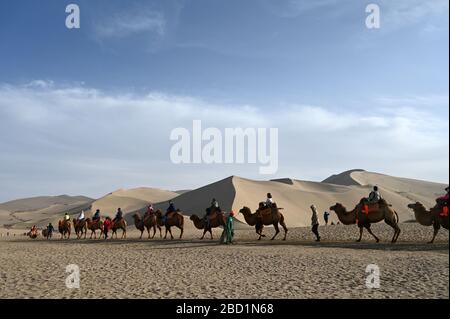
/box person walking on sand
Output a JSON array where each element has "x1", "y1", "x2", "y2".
[
  {"x1": 323, "y1": 211, "x2": 330, "y2": 226},
  {"x1": 221, "y1": 210, "x2": 235, "y2": 244},
  {"x1": 46, "y1": 223, "x2": 54, "y2": 239},
  {"x1": 103, "y1": 217, "x2": 112, "y2": 239},
  {"x1": 310, "y1": 205, "x2": 321, "y2": 242}
]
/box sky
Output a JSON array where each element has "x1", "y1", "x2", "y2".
[{"x1": 0, "y1": 0, "x2": 448, "y2": 202}]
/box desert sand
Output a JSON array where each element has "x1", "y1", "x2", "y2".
[{"x1": 0, "y1": 223, "x2": 447, "y2": 299}]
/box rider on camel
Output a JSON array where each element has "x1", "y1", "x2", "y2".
[{"x1": 93, "y1": 209, "x2": 101, "y2": 222}]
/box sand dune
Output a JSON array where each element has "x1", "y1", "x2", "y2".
[
  {"x1": 0, "y1": 195, "x2": 94, "y2": 229},
  {"x1": 154, "y1": 171, "x2": 447, "y2": 227},
  {"x1": 91, "y1": 187, "x2": 179, "y2": 219}
]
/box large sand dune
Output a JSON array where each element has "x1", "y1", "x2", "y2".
[{"x1": 154, "y1": 171, "x2": 447, "y2": 227}]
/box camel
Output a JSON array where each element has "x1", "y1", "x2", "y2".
[
  {"x1": 155, "y1": 210, "x2": 184, "y2": 240},
  {"x1": 86, "y1": 218, "x2": 104, "y2": 239},
  {"x1": 190, "y1": 211, "x2": 226, "y2": 240},
  {"x1": 330, "y1": 198, "x2": 401, "y2": 243},
  {"x1": 111, "y1": 218, "x2": 127, "y2": 239},
  {"x1": 239, "y1": 206, "x2": 288, "y2": 241},
  {"x1": 133, "y1": 213, "x2": 161, "y2": 239},
  {"x1": 73, "y1": 218, "x2": 88, "y2": 239},
  {"x1": 408, "y1": 202, "x2": 449, "y2": 244},
  {"x1": 41, "y1": 228, "x2": 52, "y2": 239},
  {"x1": 58, "y1": 220, "x2": 71, "y2": 239}
]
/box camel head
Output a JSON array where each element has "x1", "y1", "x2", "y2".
[
  {"x1": 155, "y1": 210, "x2": 163, "y2": 217},
  {"x1": 132, "y1": 213, "x2": 141, "y2": 220},
  {"x1": 407, "y1": 202, "x2": 425, "y2": 211},
  {"x1": 189, "y1": 215, "x2": 200, "y2": 222},
  {"x1": 239, "y1": 207, "x2": 252, "y2": 215},
  {"x1": 330, "y1": 203, "x2": 345, "y2": 213}
]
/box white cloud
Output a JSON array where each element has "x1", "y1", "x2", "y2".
[
  {"x1": 263, "y1": 0, "x2": 342, "y2": 18},
  {"x1": 0, "y1": 82, "x2": 448, "y2": 201},
  {"x1": 94, "y1": 9, "x2": 166, "y2": 39}
]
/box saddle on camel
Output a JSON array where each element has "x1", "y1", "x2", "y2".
[
  {"x1": 436, "y1": 187, "x2": 449, "y2": 217},
  {"x1": 256, "y1": 201, "x2": 282, "y2": 223}
]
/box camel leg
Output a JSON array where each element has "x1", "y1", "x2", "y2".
[
  {"x1": 385, "y1": 219, "x2": 401, "y2": 243},
  {"x1": 256, "y1": 224, "x2": 265, "y2": 240},
  {"x1": 356, "y1": 227, "x2": 363, "y2": 242},
  {"x1": 139, "y1": 230, "x2": 143, "y2": 240},
  {"x1": 164, "y1": 228, "x2": 168, "y2": 240},
  {"x1": 123, "y1": 229, "x2": 126, "y2": 239},
  {"x1": 210, "y1": 229, "x2": 213, "y2": 240},
  {"x1": 429, "y1": 222, "x2": 440, "y2": 244},
  {"x1": 271, "y1": 223, "x2": 280, "y2": 241},
  {"x1": 365, "y1": 225, "x2": 380, "y2": 243},
  {"x1": 84, "y1": 230, "x2": 87, "y2": 239},
  {"x1": 178, "y1": 226, "x2": 183, "y2": 239},
  {"x1": 158, "y1": 226, "x2": 162, "y2": 238},
  {"x1": 147, "y1": 227, "x2": 151, "y2": 239},
  {"x1": 280, "y1": 221, "x2": 288, "y2": 241},
  {"x1": 152, "y1": 226, "x2": 156, "y2": 239},
  {"x1": 200, "y1": 229, "x2": 206, "y2": 240},
  {"x1": 168, "y1": 228, "x2": 174, "y2": 240}
]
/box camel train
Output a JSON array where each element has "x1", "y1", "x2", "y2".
[{"x1": 33, "y1": 195, "x2": 448, "y2": 244}]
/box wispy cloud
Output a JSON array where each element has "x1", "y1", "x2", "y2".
[
  {"x1": 94, "y1": 9, "x2": 166, "y2": 39},
  {"x1": 375, "y1": 0, "x2": 449, "y2": 33},
  {"x1": 0, "y1": 81, "x2": 448, "y2": 201},
  {"x1": 263, "y1": 0, "x2": 341, "y2": 18}
]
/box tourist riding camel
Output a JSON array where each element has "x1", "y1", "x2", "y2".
[
  {"x1": 28, "y1": 225, "x2": 38, "y2": 239},
  {"x1": 408, "y1": 200, "x2": 449, "y2": 244},
  {"x1": 133, "y1": 212, "x2": 161, "y2": 239},
  {"x1": 191, "y1": 207, "x2": 225, "y2": 240},
  {"x1": 73, "y1": 211, "x2": 88, "y2": 239},
  {"x1": 204, "y1": 198, "x2": 221, "y2": 228},
  {"x1": 239, "y1": 206, "x2": 288, "y2": 241},
  {"x1": 58, "y1": 217, "x2": 71, "y2": 239},
  {"x1": 330, "y1": 198, "x2": 401, "y2": 243},
  {"x1": 265, "y1": 193, "x2": 274, "y2": 208},
  {"x1": 86, "y1": 217, "x2": 103, "y2": 239},
  {"x1": 156, "y1": 209, "x2": 184, "y2": 239},
  {"x1": 436, "y1": 187, "x2": 449, "y2": 215},
  {"x1": 362, "y1": 186, "x2": 382, "y2": 215},
  {"x1": 113, "y1": 208, "x2": 123, "y2": 223},
  {"x1": 92, "y1": 209, "x2": 101, "y2": 222},
  {"x1": 144, "y1": 204, "x2": 155, "y2": 219}
]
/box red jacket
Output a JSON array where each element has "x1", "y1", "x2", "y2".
[{"x1": 103, "y1": 219, "x2": 111, "y2": 231}]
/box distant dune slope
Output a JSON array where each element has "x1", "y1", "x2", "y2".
[
  {"x1": 0, "y1": 195, "x2": 94, "y2": 229},
  {"x1": 91, "y1": 188, "x2": 179, "y2": 219}
]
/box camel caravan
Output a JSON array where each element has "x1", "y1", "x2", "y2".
[{"x1": 28, "y1": 186, "x2": 449, "y2": 244}]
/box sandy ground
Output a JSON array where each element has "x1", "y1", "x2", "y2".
[{"x1": 0, "y1": 223, "x2": 448, "y2": 299}]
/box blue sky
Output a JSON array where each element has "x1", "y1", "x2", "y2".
[{"x1": 0, "y1": 0, "x2": 448, "y2": 201}]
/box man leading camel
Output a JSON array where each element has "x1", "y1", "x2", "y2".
[{"x1": 310, "y1": 205, "x2": 321, "y2": 242}]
